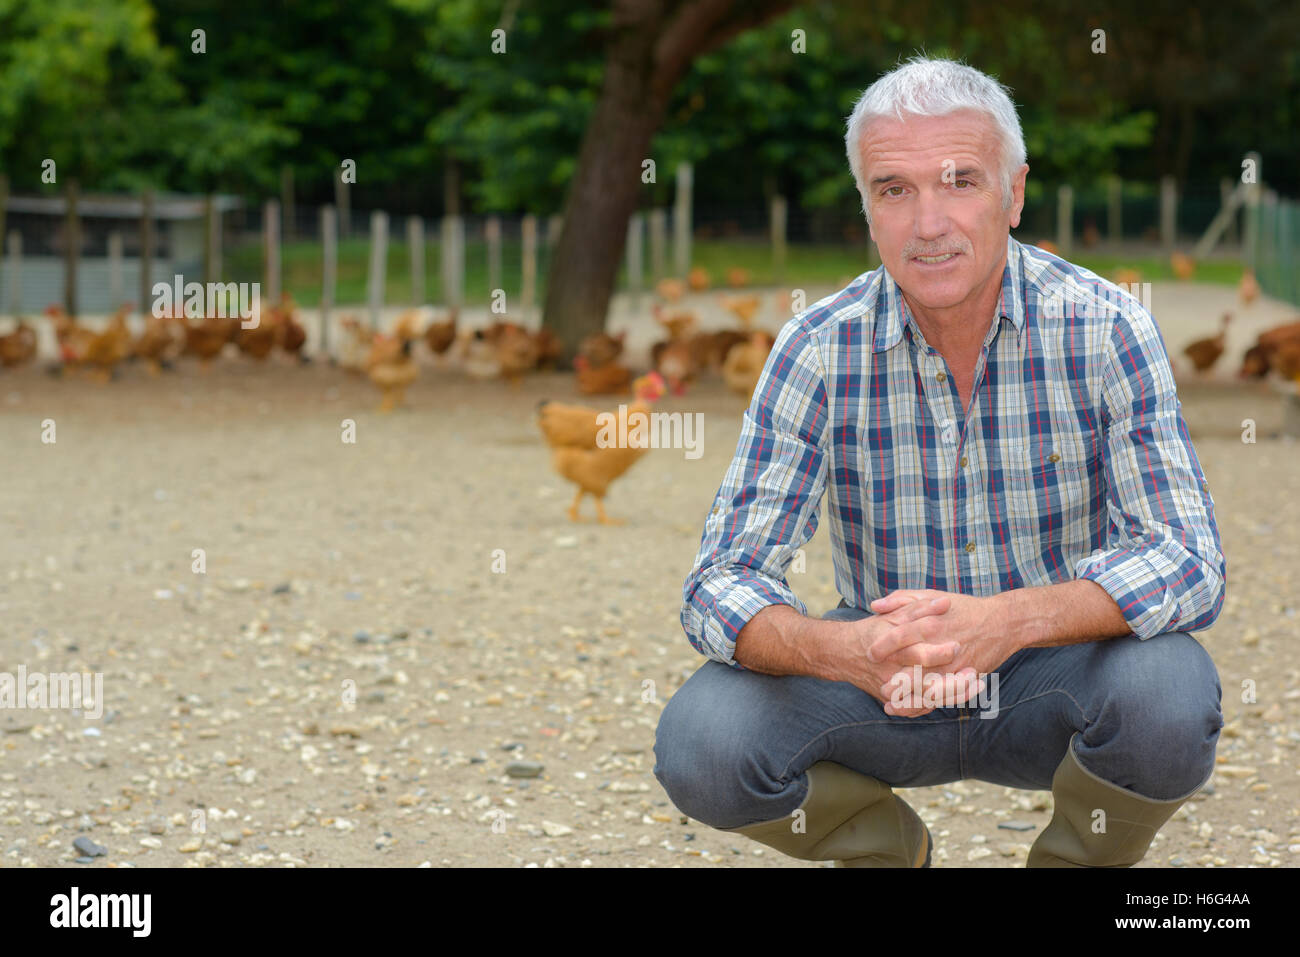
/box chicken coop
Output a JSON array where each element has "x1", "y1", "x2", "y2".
[{"x1": 0, "y1": 192, "x2": 241, "y2": 316}]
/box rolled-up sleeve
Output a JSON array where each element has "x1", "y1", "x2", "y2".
[
  {"x1": 680, "y1": 319, "x2": 830, "y2": 668},
  {"x1": 1073, "y1": 305, "x2": 1227, "y2": 637}
]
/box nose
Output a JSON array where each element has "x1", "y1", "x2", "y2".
[{"x1": 912, "y1": 186, "x2": 951, "y2": 243}]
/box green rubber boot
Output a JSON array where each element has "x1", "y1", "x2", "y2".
[
  {"x1": 727, "y1": 760, "x2": 932, "y2": 867},
  {"x1": 1027, "y1": 736, "x2": 1194, "y2": 867}
]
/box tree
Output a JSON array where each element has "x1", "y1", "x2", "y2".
[{"x1": 540, "y1": 0, "x2": 801, "y2": 363}]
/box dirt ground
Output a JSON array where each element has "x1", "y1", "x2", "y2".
[{"x1": 1, "y1": 280, "x2": 1297, "y2": 868}]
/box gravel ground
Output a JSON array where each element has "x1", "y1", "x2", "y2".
[{"x1": 1, "y1": 281, "x2": 1297, "y2": 868}]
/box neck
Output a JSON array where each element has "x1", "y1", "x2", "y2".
[{"x1": 900, "y1": 248, "x2": 1006, "y2": 358}]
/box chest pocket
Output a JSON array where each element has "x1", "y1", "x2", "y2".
[{"x1": 1006, "y1": 430, "x2": 1101, "y2": 542}]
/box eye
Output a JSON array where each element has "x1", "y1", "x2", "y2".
[
  {"x1": 884, "y1": 185, "x2": 904, "y2": 197},
  {"x1": 953, "y1": 179, "x2": 972, "y2": 189}
]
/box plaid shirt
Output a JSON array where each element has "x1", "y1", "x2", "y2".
[{"x1": 681, "y1": 236, "x2": 1226, "y2": 669}]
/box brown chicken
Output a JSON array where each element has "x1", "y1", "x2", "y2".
[
  {"x1": 725, "y1": 267, "x2": 751, "y2": 288},
  {"x1": 655, "y1": 278, "x2": 686, "y2": 303},
  {"x1": 689, "y1": 329, "x2": 750, "y2": 373},
  {"x1": 651, "y1": 304, "x2": 698, "y2": 340},
  {"x1": 718, "y1": 294, "x2": 762, "y2": 329},
  {"x1": 1112, "y1": 267, "x2": 1143, "y2": 288},
  {"x1": 337, "y1": 316, "x2": 373, "y2": 374},
  {"x1": 578, "y1": 330, "x2": 626, "y2": 367},
  {"x1": 722, "y1": 330, "x2": 776, "y2": 400},
  {"x1": 1035, "y1": 239, "x2": 1060, "y2": 256},
  {"x1": 687, "y1": 267, "x2": 711, "y2": 291},
  {"x1": 237, "y1": 312, "x2": 278, "y2": 361},
  {"x1": 49, "y1": 305, "x2": 133, "y2": 382},
  {"x1": 1239, "y1": 319, "x2": 1300, "y2": 378},
  {"x1": 183, "y1": 315, "x2": 238, "y2": 370},
  {"x1": 574, "y1": 354, "x2": 633, "y2": 395},
  {"x1": 536, "y1": 371, "x2": 667, "y2": 525},
  {"x1": 424, "y1": 307, "x2": 459, "y2": 361},
  {"x1": 1182, "y1": 313, "x2": 1231, "y2": 374},
  {"x1": 365, "y1": 319, "x2": 419, "y2": 412},
  {"x1": 132, "y1": 314, "x2": 186, "y2": 374},
  {"x1": 272, "y1": 298, "x2": 308, "y2": 361},
  {"x1": 1272, "y1": 339, "x2": 1300, "y2": 383},
  {"x1": 0, "y1": 320, "x2": 38, "y2": 368},
  {"x1": 1170, "y1": 252, "x2": 1196, "y2": 281},
  {"x1": 651, "y1": 337, "x2": 697, "y2": 395},
  {"x1": 496, "y1": 323, "x2": 543, "y2": 386}
]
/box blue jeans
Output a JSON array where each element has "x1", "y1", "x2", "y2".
[{"x1": 653, "y1": 603, "x2": 1222, "y2": 829}]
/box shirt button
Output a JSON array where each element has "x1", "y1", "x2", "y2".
[
  {"x1": 965, "y1": 542, "x2": 976, "y2": 553},
  {"x1": 960, "y1": 456, "x2": 968, "y2": 467},
  {"x1": 936, "y1": 372, "x2": 947, "y2": 383},
  {"x1": 1048, "y1": 452, "x2": 1061, "y2": 463}
]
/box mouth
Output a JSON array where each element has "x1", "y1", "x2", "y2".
[{"x1": 911, "y1": 252, "x2": 961, "y2": 267}]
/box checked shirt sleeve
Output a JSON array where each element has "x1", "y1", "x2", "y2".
[
  {"x1": 680, "y1": 319, "x2": 830, "y2": 668},
  {"x1": 1073, "y1": 304, "x2": 1227, "y2": 638}
]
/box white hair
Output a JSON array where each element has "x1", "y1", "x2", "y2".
[{"x1": 845, "y1": 56, "x2": 1027, "y2": 223}]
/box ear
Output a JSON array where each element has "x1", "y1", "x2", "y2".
[{"x1": 1008, "y1": 163, "x2": 1029, "y2": 230}]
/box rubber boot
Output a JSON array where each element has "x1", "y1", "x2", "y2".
[
  {"x1": 727, "y1": 760, "x2": 932, "y2": 867},
  {"x1": 1027, "y1": 736, "x2": 1193, "y2": 867}
]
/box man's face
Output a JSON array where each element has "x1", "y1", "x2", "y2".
[{"x1": 860, "y1": 110, "x2": 1027, "y2": 312}]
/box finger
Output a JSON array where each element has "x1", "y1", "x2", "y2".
[
  {"x1": 867, "y1": 599, "x2": 951, "y2": 661},
  {"x1": 870, "y1": 590, "x2": 929, "y2": 611}
]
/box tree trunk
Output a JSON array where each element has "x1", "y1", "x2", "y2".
[{"x1": 541, "y1": 0, "x2": 799, "y2": 366}]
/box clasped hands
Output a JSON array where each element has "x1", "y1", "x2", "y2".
[{"x1": 846, "y1": 589, "x2": 1015, "y2": 718}]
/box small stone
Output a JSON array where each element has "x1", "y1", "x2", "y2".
[
  {"x1": 220, "y1": 830, "x2": 241, "y2": 845},
  {"x1": 273, "y1": 582, "x2": 292, "y2": 594},
  {"x1": 1214, "y1": 765, "x2": 1257, "y2": 779},
  {"x1": 967, "y1": 847, "x2": 993, "y2": 861},
  {"x1": 542, "y1": 821, "x2": 573, "y2": 837},
  {"x1": 139, "y1": 838, "x2": 162, "y2": 849},
  {"x1": 179, "y1": 839, "x2": 202, "y2": 853},
  {"x1": 75, "y1": 857, "x2": 96, "y2": 864},
  {"x1": 72, "y1": 837, "x2": 107, "y2": 858},
  {"x1": 505, "y1": 761, "x2": 544, "y2": 779},
  {"x1": 998, "y1": 820, "x2": 1036, "y2": 832},
  {"x1": 353, "y1": 630, "x2": 371, "y2": 644}
]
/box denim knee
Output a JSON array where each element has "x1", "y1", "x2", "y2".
[
  {"x1": 1082, "y1": 631, "x2": 1223, "y2": 799},
  {"x1": 652, "y1": 662, "x2": 804, "y2": 828}
]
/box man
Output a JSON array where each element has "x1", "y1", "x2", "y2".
[{"x1": 652, "y1": 57, "x2": 1225, "y2": 868}]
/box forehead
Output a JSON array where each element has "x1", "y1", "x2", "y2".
[{"x1": 860, "y1": 110, "x2": 999, "y2": 172}]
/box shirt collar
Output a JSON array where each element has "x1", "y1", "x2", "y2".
[{"x1": 870, "y1": 234, "x2": 1026, "y2": 354}]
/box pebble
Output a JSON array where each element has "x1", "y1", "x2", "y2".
[
  {"x1": 273, "y1": 582, "x2": 292, "y2": 594},
  {"x1": 179, "y1": 839, "x2": 202, "y2": 853},
  {"x1": 542, "y1": 821, "x2": 574, "y2": 837},
  {"x1": 72, "y1": 837, "x2": 107, "y2": 858},
  {"x1": 967, "y1": 847, "x2": 993, "y2": 861},
  {"x1": 74, "y1": 857, "x2": 96, "y2": 864},
  {"x1": 998, "y1": 820, "x2": 1036, "y2": 832},
  {"x1": 505, "y1": 761, "x2": 544, "y2": 778},
  {"x1": 220, "y1": 830, "x2": 242, "y2": 845}
]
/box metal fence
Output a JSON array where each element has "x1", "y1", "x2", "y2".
[{"x1": 1252, "y1": 190, "x2": 1299, "y2": 308}]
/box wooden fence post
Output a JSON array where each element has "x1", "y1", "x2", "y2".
[
  {"x1": 441, "y1": 214, "x2": 464, "y2": 308},
  {"x1": 770, "y1": 195, "x2": 787, "y2": 283},
  {"x1": 674, "y1": 162, "x2": 693, "y2": 278},
  {"x1": 140, "y1": 190, "x2": 155, "y2": 319},
  {"x1": 521, "y1": 214, "x2": 537, "y2": 320},
  {"x1": 408, "y1": 215, "x2": 425, "y2": 306},
  {"x1": 6, "y1": 231, "x2": 21, "y2": 316},
  {"x1": 368, "y1": 210, "x2": 389, "y2": 329},
  {"x1": 108, "y1": 232, "x2": 124, "y2": 309},
  {"x1": 64, "y1": 180, "x2": 80, "y2": 317},
  {"x1": 321, "y1": 205, "x2": 337, "y2": 355},
  {"x1": 264, "y1": 199, "x2": 281, "y2": 306},
  {"x1": 1160, "y1": 175, "x2": 1177, "y2": 250},
  {"x1": 1056, "y1": 184, "x2": 1073, "y2": 256},
  {"x1": 649, "y1": 208, "x2": 667, "y2": 281},
  {"x1": 0, "y1": 174, "x2": 7, "y2": 312},
  {"x1": 626, "y1": 212, "x2": 644, "y2": 313},
  {"x1": 486, "y1": 216, "x2": 502, "y2": 303}
]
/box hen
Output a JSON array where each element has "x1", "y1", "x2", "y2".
[
  {"x1": 424, "y1": 307, "x2": 459, "y2": 363},
  {"x1": 365, "y1": 313, "x2": 421, "y2": 412},
  {"x1": 1182, "y1": 313, "x2": 1231, "y2": 374},
  {"x1": 723, "y1": 330, "x2": 776, "y2": 400},
  {"x1": 574, "y1": 354, "x2": 633, "y2": 395},
  {"x1": 0, "y1": 320, "x2": 38, "y2": 369},
  {"x1": 133, "y1": 314, "x2": 186, "y2": 374},
  {"x1": 536, "y1": 372, "x2": 666, "y2": 525}
]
